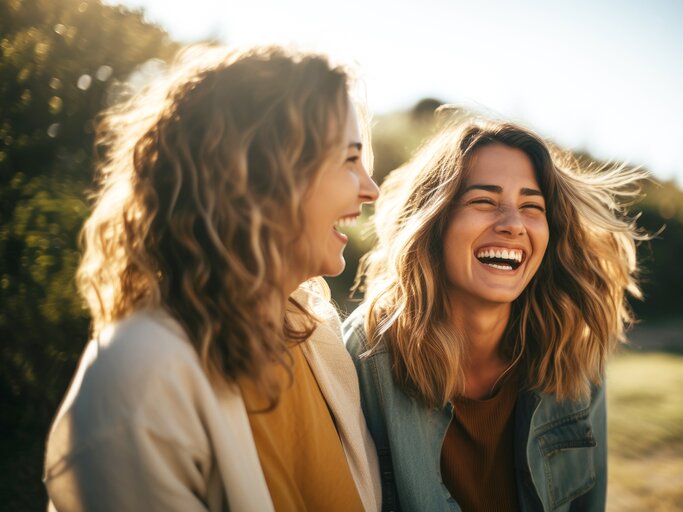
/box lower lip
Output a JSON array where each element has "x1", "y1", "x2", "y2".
[
  {"x1": 333, "y1": 229, "x2": 348, "y2": 244},
  {"x1": 476, "y1": 259, "x2": 523, "y2": 274}
]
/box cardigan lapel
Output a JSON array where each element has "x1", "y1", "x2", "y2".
[
  {"x1": 294, "y1": 286, "x2": 381, "y2": 512},
  {"x1": 301, "y1": 318, "x2": 361, "y2": 437},
  {"x1": 302, "y1": 319, "x2": 381, "y2": 512}
]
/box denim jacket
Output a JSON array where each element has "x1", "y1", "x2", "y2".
[{"x1": 343, "y1": 306, "x2": 607, "y2": 512}]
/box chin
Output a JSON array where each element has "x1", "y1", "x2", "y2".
[
  {"x1": 323, "y1": 266, "x2": 346, "y2": 278},
  {"x1": 467, "y1": 284, "x2": 522, "y2": 304},
  {"x1": 321, "y1": 258, "x2": 346, "y2": 278},
  {"x1": 484, "y1": 290, "x2": 525, "y2": 304}
]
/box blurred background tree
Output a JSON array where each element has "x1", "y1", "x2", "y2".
[
  {"x1": 2, "y1": 1, "x2": 682, "y2": 510},
  {"x1": 0, "y1": 0, "x2": 175, "y2": 508},
  {"x1": 634, "y1": 179, "x2": 683, "y2": 322}
]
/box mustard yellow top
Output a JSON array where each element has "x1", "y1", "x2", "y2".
[{"x1": 239, "y1": 343, "x2": 365, "y2": 512}]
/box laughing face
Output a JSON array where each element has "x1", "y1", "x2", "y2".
[
  {"x1": 297, "y1": 102, "x2": 380, "y2": 282},
  {"x1": 442, "y1": 143, "x2": 549, "y2": 308}
]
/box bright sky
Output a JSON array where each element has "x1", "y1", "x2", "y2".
[{"x1": 109, "y1": 0, "x2": 683, "y2": 185}]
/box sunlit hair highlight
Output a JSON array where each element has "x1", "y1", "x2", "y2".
[
  {"x1": 359, "y1": 118, "x2": 645, "y2": 407},
  {"x1": 78, "y1": 45, "x2": 351, "y2": 403}
]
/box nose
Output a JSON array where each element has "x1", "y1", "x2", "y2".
[
  {"x1": 494, "y1": 207, "x2": 526, "y2": 236},
  {"x1": 359, "y1": 168, "x2": 380, "y2": 204}
]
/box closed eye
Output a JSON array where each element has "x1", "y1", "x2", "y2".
[
  {"x1": 521, "y1": 203, "x2": 546, "y2": 212},
  {"x1": 467, "y1": 198, "x2": 497, "y2": 206},
  {"x1": 346, "y1": 155, "x2": 360, "y2": 164}
]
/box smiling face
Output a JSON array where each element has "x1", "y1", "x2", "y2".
[
  {"x1": 296, "y1": 102, "x2": 380, "y2": 283},
  {"x1": 442, "y1": 143, "x2": 549, "y2": 309}
]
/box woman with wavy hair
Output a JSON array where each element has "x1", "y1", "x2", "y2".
[
  {"x1": 345, "y1": 118, "x2": 644, "y2": 511},
  {"x1": 44, "y1": 45, "x2": 381, "y2": 511}
]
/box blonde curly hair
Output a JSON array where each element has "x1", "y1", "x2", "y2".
[{"x1": 78, "y1": 45, "x2": 352, "y2": 403}]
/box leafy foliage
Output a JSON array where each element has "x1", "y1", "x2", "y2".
[
  {"x1": 631, "y1": 179, "x2": 683, "y2": 320},
  {"x1": 0, "y1": 1, "x2": 174, "y2": 509}
]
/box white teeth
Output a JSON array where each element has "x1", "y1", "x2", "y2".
[
  {"x1": 476, "y1": 248, "x2": 524, "y2": 263},
  {"x1": 335, "y1": 216, "x2": 358, "y2": 228},
  {"x1": 486, "y1": 263, "x2": 513, "y2": 270}
]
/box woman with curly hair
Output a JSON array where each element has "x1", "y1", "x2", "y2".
[
  {"x1": 44, "y1": 45, "x2": 380, "y2": 511},
  {"x1": 345, "y1": 118, "x2": 645, "y2": 511}
]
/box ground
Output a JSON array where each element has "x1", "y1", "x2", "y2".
[{"x1": 606, "y1": 350, "x2": 683, "y2": 511}]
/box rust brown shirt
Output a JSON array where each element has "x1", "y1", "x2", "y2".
[{"x1": 440, "y1": 370, "x2": 520, "y2": 512}]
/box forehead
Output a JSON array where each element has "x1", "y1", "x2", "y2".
[
  {"x1": 345, "y1": 101, "x2": 362, "y2": 144},
  {"x1": 465, "y1": 143, "x2": 539, "y2": 188}
]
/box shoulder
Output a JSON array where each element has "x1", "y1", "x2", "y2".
[
  {"x1": 532, "y1": 382, "x2": 605, "y2": 429},
  {"x1": 89, "y1": 309, "x2": 203, "y2": 392},
  {"x1": 45, "y1": 310, "x2": 218, "y2": 476},
  {"x1": 341, "y1": 302, "x2": 366, "y2": 337},
  {"x1": 101, "y1": 308, "x2": 196, "y2": 353},
  {"x1": 342, "y1": 304, "x2": 370, "y2": 356},
  {"x1": 342, "y1": 304, "x2": 390, "y2": 359},
  {"x1": 48, "y1": 310, "x2": 210, "y2": 447},
  {"x1": 57, "y1": 308, "x2": 208, "y2": 410}
]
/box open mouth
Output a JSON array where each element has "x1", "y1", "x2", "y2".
[
  {"x1": 334, "y1": 214, "x2": 359, "y2": 232},
  {"x1": 475, "y1": 247, "x2": 524, "y2": 271}
]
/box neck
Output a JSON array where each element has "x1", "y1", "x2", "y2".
[
  {"x1": 452, "y1": 302, "x2": 510, "y2": 361},
  {"x1": 450, "y1": 300, "x2": 512, "y2": 398}
]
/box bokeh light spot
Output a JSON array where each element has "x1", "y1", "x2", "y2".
[
  {"x1": 34, "y1": 42, "x2": 49, "y2": 58},
  {"x1": 48, "y1": 96, "x2": 63, "y2": 115},
  {"x1": 77, "y1": 74, "x2": 92, "y2": 91},
  {"x1": 20, "y1": 89, "x2": 32, "y2": 106},
  {"x1": 17, "y1": 68, "x2": 30, "y2": 83},
  {"x1": 96, "y1": 65, "x2": 113, "y2": 82},
  {"x1": 47, "y1": 123, "x2": 60, "y2": 138}
]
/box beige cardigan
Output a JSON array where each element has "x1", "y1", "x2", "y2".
[{"x1": 44, "y1": 290, "x2": 380, "y2": 511}]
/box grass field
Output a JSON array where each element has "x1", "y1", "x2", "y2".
[{"x1": 606, "y1": 352, "x2": 683, "y2": 511}]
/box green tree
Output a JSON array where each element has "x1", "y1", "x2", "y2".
[
  {"x1": 0, "y1": 1, "x2": 175, "y2": 508},
  {"x1": 631, "y1": 179, "x2": 683, "y2": 321}
]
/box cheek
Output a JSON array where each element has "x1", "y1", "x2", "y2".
[
  {"x1": 442, "y1": 240, "x2": 459, "y2": 271},
  {"x1": 442, "y1": 228, "x2": 471, "y2": 274},
  {"x1": 538, "y1": 221, "x2": 550, "y2": 254},
  {"x1": 528, "y1": 221, "x2": 550, "y2": 275}
]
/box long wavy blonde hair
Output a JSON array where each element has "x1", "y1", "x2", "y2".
[
  {"x1": 360, "y1": 119, "x2": 645, "y2": 407},
  {"x1": 78, "y1": 45, "x2": 351, "y2": 402}
]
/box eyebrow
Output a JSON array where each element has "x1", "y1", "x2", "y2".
[
  {"x1": 463, "y1": 184, "x2": 544, "y2": 197},
  {"x1": 348, "y1": 142, "x2": 362, "y2": 151}
]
